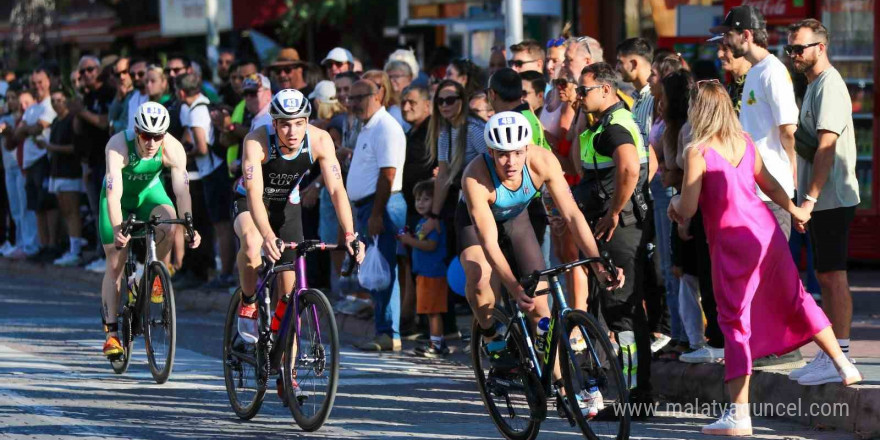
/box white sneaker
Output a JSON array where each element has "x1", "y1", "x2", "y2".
[
  {"x1": 1, "y1": 245, "x2": 21, "y2": 258},
  {"x1": 576, "y1": 389, "x2": 604, "y2": 418},
  {"x1": 797, "y1": 354, "x2": 861, "y2": 386},
  {"x1": 53, "y1": 252, "x2": 81, "y2": 267},
  {"x1": 651, "y1": 334, "x2": 672, "y2": 353},
  {"x1": 788, "y1": 351, "x2": 826, "y2": 381},
  {"x1": 85, "y1": 258, "x2": 106, "y2": 273},
  {"x1": 702, "y1": 406, "x2": 752, "y2": 436},
  {"x1": 680, "y1": 346, "x2": 724, "y2": 364}
]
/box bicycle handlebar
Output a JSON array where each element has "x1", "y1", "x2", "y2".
[
  {"x1": 117, "y1": 213, "x2": 196, "y2": 249},
  {"x1": 520, "y1": 251, "x2": 619, "y2": 298},
  {"x1": 274, "y1": 236, "x2": 360, "y2": 275}
]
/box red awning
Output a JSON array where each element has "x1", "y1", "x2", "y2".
[{"x1": 232, "y1": 0, "x2": 289, "y2": 29}]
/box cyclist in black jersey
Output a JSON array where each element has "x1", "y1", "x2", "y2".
[{"x1": 234, "y1": 89, "x2": 363, "y2": 334}]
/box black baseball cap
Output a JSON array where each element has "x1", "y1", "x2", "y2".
[{"x1": 710, "y1": 5, "x2": 766, "y2": 33}]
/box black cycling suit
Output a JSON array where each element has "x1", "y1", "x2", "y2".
[{"x1": 233, "y1": 126, "x2": 313, "y2": 261}]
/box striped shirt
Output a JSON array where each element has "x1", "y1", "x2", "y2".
[{"x1": 631, "y1": 84, "x2": 654, "y2": 154}]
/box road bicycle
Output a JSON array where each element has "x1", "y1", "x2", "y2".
[
  {"x1": 109, "y1": 213, "x2": 195, "y2": 384},
  {"x1": 223, "y1": 238, "x2": 357, "y2": 431},
  {"x1": 471, "y1": 253, "x2": 631, "y2": 440}
]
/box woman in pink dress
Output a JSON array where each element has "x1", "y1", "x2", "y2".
[{"x1": 668, "y1": 81, "x2": 861, "y2": 436}]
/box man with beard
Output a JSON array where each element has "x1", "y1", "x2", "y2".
[
  {"x1": 714, "y1": 5, "x2": 799, "y2": 240},
  {"x1": 125, "y1": 59, "x2": 150, "y2": 132},
  {"x1": 711, "y1": 37, "x2": 752, "y2": 115},
  {"x1": 786, "y1": 18, "x2": 863, "y2": 386},
  {"x1": 269, "y1": 48, "x2": 307, "y2": 93}
]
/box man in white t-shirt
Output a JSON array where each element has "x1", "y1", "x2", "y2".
[
  {"x1": 15, "y1": 68, "x2": 58, "y2": 259},
  {"x1": 125, "y1": 59, "x2": 150, "y2": 132},
  {"x1": 346, "y1": 79, "x2": 407, "y2": 352},
  {"x1": 176, "y1": 73, "x2": 235, "y2": 288},
  {"x1": 716, "y1": 5, "x2": 799, "y2": 240}
]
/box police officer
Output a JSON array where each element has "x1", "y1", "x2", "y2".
[{"x1": 572, "y1": 62, "x2": 653, "y2": 407}]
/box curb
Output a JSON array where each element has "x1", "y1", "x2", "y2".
[{"x1": 651, "y1": 359, "x2": 880, "y2": 439}]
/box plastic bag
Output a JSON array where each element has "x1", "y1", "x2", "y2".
[{"x1": 358, "y1": 235, "x2": 391, "y2": 291}]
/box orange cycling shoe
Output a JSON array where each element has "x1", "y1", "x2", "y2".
[
  {"x1": 151, "y1": 276, "x2": 164, "y2": 304},
  {"x1": 103, "y1": 336, "x2": 124, "y2": 357}
]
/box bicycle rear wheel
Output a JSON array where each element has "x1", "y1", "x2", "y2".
[
  {"x1": 223, "y1": 290, "x2": 266, "y2": 419},
  {"x1": 142, "y1": 262, "x2": 176, "y2": 384},
  {"x1": 560, "y1": 309, "x2": 630, "y2": 440},
  {"x1": 283, "y1": 288, "x2": 339, "y2": 431},
  {"x1": 470, "y1": 308, "x2": 543, "y2": 440}
]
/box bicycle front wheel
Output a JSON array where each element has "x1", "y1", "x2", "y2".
[
  {"x1": 470, "y1": 308, "x2": 543, "y2": 440},
  {"x1": 282, "y1": 288, "x2": 340, "y2": 432},
  {"x1": 560, "y1": 309, "x2": 630, "y2": 440},
  {"x1": 223, "y1": 290, "x2": 266, "y2": 419},
  {"x1": 142, "y1": 262, "x2": 176, "y2": 384}
]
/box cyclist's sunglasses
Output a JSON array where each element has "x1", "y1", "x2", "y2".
[
  {"x1": 784, "y1": 42, "x2": 821, "y2": 56},
  {"x1": 138, "y1": 131, "x2": 165, "y2": 142}
]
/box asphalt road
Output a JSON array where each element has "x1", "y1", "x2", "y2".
[{"x1": 0, "y1": 266, "x2": 850, "y2": 439}]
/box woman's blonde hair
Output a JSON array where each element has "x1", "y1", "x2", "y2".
[
  {"x1": 315, "y1": 99, "x2": 346, "y2": 121},
  {"x1": 360, "y1": 70, "x2": 396, "y2": 107},
  {"x1": 687, "y1": 80, "x2": 744, "y2": 155}
]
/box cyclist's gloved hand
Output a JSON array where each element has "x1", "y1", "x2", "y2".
[
  {"x1": 187, "y1": 230, "x2": 202, "y2": 249},
  {"x1": 512, "y1": 285, "x2": 535, "y2": 313},
  {"x1": 262, "y1": 234, "x2": 282, "y2": 262}
]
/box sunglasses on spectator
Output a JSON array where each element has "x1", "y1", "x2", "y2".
[
  {"x1": 546, "y1": 37, "x2": 566, "y2": 48},
  {"x1": 347, "y1": 93, "x2": 374, "y2": 103},
  {"x1": 243, "y1": 90, "x2": 259, "y2": 98},
  {"x1": 784, "y1": 42, "x2": 821, "y2": 56},
  {"x1": 138, "y1": 131, "x2": 165, "y2": 142},
  {"x1": 576, "y1": 85, "x2": 603, "y2": 97},
  {"x1": 272, "y1": 65, "x2": 299, "y2": 75},
  {"x1": 436, "y1": 96, "x2": 461, "y2": 106},
  {"x1": 553, "y1": 78, "x2": 576, "y2": 88},
  {"x1": 325, "y1": 61, "x2": 346, "y2": 69},
  {"x1": 79, "y1": 66, "x2": 97, "y2": 75},
  {"x1": 508, "y1": 59, "x2": 538, "y2": 69},
  {"x1": 164, "y1": 67, "x2": 185, "y2": 75},
  {"x1": 130, "y1": 70, "x2": 146, "y2": 79},
  {"x1": 115, "y1": 70, "x2": 130, "y2": 78}
]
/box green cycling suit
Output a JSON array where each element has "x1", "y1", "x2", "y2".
[{"x1": 98, "y1": 130, "x2": 174, "y2": 245}]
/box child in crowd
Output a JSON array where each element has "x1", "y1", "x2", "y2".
[{"x1": 397, "y1": 180, "x2": 449, "y2": 357}]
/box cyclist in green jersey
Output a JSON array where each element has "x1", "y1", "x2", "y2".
[{"x1": 100, "y1": 102, "x2": 202, "y2": 357}]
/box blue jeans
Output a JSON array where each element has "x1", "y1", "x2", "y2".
[
  {"x1": 789, "y1": 227, "x2": 821, "y2": 294},
  {"x1": 651, "y1": 176, "x2": 683, "y2": 342},
  {"x1": 4, "y1": 166, "x2": 39, "y2": 254},
  {"x1": 355, "y1": 192, "x2": 406, "y2": 339}
]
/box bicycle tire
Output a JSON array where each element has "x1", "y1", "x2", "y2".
[
  {"x1": 223, "y1": 290, "x2": 266, "y2": 419},
  {"x1": 110, "y1": 264, "x2": 135, "y2": 374},
  {"x1": 560, "y1": 309, "x2": 630, "y2": 440},
  {"x1": 470, "y1": 308, "x2": 543, "y2": 440},
  {"x1": 283, "y1": 288, "x2": 340, "y2": 431},
  {"x1": 142, "y1": 262, "x2": 176, "y2": 384}
]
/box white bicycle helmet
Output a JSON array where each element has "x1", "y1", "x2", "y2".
[
  {"x1": 270, "y1": 89, "x2": 311, "y2": 120},
  {"x1": 484, "y1": 111, "x2": 532, "y2": 151},
  {"x1": 134, "y1": 102, "x2": 170, "y2": 135}
]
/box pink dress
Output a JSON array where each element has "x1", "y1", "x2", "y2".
[{"x1": 697, "y1": 136, "x2": 830, "y2": 381}]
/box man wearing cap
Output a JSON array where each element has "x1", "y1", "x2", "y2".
[
  {"x1": 710, "y1": 35, "x2": 752, "y2": 116},
  {"x1": 716, "y1": 5, "x2": 799, "y2": 240},
  {"x1": 244, "y1": 74, "x2": 273, "y2": 132},
  {"x1": 269, "y1": 48, "x2": 307, "y2": 93},
  {"x1": 322, "y1": 47, "x2": 354, "y2": 80}
]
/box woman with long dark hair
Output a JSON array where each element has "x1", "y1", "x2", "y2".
[{"x1": 445, "y1": 58, "x2": 484, "y2": 100}]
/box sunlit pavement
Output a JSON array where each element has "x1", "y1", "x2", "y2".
[{"x1": 0, "y1": 268, "x2": 851, "y2": 439}]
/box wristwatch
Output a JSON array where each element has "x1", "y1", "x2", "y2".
[{"x1": 804, "y1": 194, "x2": 818, "y2": 203}]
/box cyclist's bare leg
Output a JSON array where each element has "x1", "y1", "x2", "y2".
[
  {"x1": 234, "y1": 213, "x2": 262, "y2": 297},
  {"x1": 461, "y1": 243, "x2": 498, "y2": 340},
  {"x1": 101, "y1": 242, "x2": 129, "y2": 338},
  {"x1": 150, "y1": 205, "x2": 176, "y2": 263},
  {"x1": 552, "y1": 228, "x2": 589, "y2": 311}
]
